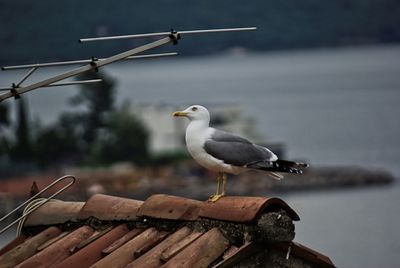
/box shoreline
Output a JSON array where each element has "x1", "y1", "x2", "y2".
[{"x1": 0, "y1": 164, "x2": 395, "y2": 200}]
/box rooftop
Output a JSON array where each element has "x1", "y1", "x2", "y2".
[{"x1": 0, "y1": 194, "x2": 335, "y2": 268}]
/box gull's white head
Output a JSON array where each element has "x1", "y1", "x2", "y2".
[{"x1": 173, "y1": 105, "x2": 210, "y2": 122}]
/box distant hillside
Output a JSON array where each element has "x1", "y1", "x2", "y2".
[{"x1": 1, "y1": 0, "x2": 399, "y2": 64}]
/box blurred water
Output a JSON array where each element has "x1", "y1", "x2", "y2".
[
  {"x1": 282, "y1": 183, "x2": 400, "y2": 268},
  {"x1": 1, "y1": 45, "x2": 400, "y2": 266}
]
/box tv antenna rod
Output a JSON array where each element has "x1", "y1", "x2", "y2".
[{"x1": 0, "y1": 27, "x2": 256, "y2": 103}]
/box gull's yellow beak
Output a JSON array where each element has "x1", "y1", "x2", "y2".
[{"x1": 173, "y1": 111, "x2": 189, "y2": 117}]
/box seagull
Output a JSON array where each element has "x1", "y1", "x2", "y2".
[{"x1": 173, "y1": 105, "x2": 308, "y2": 202}]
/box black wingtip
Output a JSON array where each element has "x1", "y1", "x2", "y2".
[{"x1": 299, "y1": 163, "x2": 309, "y2": 168}]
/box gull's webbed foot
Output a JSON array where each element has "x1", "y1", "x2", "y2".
[{"x1": 208, "y1": 193, "x2": 225, "y2": 202}]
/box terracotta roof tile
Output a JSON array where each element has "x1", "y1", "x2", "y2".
[
  {"x1": 36, "y1": 231, "x2": 70, "y2": 252},
  {"x1": 0, "y1": 227, "x2": 61, "y2": 268},
  {"x1": 0, "y1": 234, "x2": 27, "y2": 256},
  {"x1": 90, "y1": 227, "x2": 162, "y2": 268},
  {"x1": 160, "y1": 230, "x2": 203, "y2": 262},
  {"x1": 53, "y1": 224, "x2": 130, "y2": 268},
  {"x1": 70, "y1": 228, "x2": 111, "y2": 254},
  {"x1": 15, "y1": 226, "x2": 94, "y2": 268},
  {"x1": 126, "y1": 226, "x2": 192, "y2": 268},
  {"x1": 212, "y1": 242, "x2": 259, "y2": 268},
  {"x1": 101, "y1": 228, "x2": 144, "y2": 255},
  {"x1": 24, "y1": 201, "x2": 85, "y2": 226},
  {"x1": 137, "y1": 194, "x2": 203, "y2": 221},
  {"x1": 199, "y1": 196, "x2": 300, "y2": 222},
  {"x1": 221, "y1": 245, "x2": 241, "y2": 260},
  {"x1": 0, "y1": 193, "x2": 336, "y2": 268},
  {"x1": 278, "y1": 241, "x2": 336, "y2": 268},
  {"x1": 133, "y1": 230, "x2": 169, "y2": 258},
  {"x1": 161, "y1": 227, "x2": 230, "y2": 268},
  {"x1": 78, "y1": 194, "x2": 143, "y2": 221}
]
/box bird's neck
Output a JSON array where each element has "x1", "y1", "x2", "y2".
[
  {"x1": 187, "y1": 119, "x2": 209, "y2": 132},
  {"x1": 186, "y1": 119, "x2": 209, "y2": 143}
]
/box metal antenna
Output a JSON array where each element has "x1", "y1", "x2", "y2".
[
  {"x1": 0, "y1": 80, "x2": 103, "y2": 92},
  {"x1": 0, "y1": 36, "x2": 179, "y2": 102},
  {"x1": 0, "y1": 52, "x2": 178, "y2": 96},
  {"x1": 0, "y1": 26, "x2": 256, "y2": 102},
  {"x1": 0, "y1": 175, "x2": 76, "y2": 236},
  {"x1": 1, "y1": 52, "x2": 178, "y2": 70},
  {"x1": 79, "y1": 27, "x2": 257, "y2": 42}
]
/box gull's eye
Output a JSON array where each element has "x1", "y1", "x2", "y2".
[{"x1": 191, "y1": 106, "x2": 198, "y2": 111}]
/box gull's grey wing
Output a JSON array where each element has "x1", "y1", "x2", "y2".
[
  {"x1": 203, "y1": 129, "x2": 276, "y2": 167},
  {"x1": 210, "y1": 129, "x2": 253, "y2": 144}
]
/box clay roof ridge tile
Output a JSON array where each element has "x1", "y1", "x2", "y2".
[
  {"x1": 137, "y1": 194, "x2": 203, "y2": 221},
  {"x1": 78, "y1": 194, "x2": 143, "y2": 221},
  {"x1": 199, "y1": 196, "x2": 300, "y2": 222}
]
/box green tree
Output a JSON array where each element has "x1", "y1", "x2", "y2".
[
  {"x1": 10, "y1": 98, "x2": 34, "y2": 161},
  {"x1": 32, "y1": 69, "x2": 150, "y2": 168},
  {"x1": 0, "y1": 103, "x2": 10, "y2": 160},
  {"x1": 0, "y1": 103, "x2": 9, "y2": 127},
  {"x1": 69, "y1": 70, "x2": 115, "y2": 146},
  {"x1": 91, "y1": 103, "x2": 150, "y2": 165},
  {"x1": 34, "y1": 113, "x2": 82, "y2": 167}
]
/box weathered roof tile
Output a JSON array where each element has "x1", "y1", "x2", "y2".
[
  {"x1": 133, "y1": 230, "x2": 169, "y2": 258},
  {"x1": 161, "y1": 228, "x2": 230, "y2": 268},
  {"x1": 0, "y1": 227, "x2": 61, "y2": 268},
  {"x1": 36, "y1": 231, "x2": 70, "y2": 252},
  {"x1": 0, "y1": 234, "x2": 27, "y2": 256},
  {"x1": 137, "y1": 194, "x2": 203, "y2": 221},
  {"x1": 160, "y1": 230, "x2": 203, "y2": 262},
  {"x1": 90, "y1": 228, "x2": 161, "y2": 268},
  {"x1": 24, "y1": 200, "x2": 85, "y2": 226},
  {"x1": 199, "y1": 196, "x2": 300, "y2": 222},
  {"x1": 53, "y1": 224, "x2": 130, "y2": 268},
  {"x1": 78, "y1": 194, "x2": 143, "y2": 221},
  {"x1": 15, "y1": 226, "x2": 93, "y2": 268},
  {"x1": 101, "y1": 228, "x2": 144, "y2": 256},
  {"x1": 70, "y1": 228, "x2": 111, "y2": 254},
  {"x1": 126, "y1": 226, "x2": 192, "y2": 268},
  {"x1": 277, "y1": 241, "x2": 336, "y2": 268},
  {"x1": 211, "y1": 242, "x2": 259, "y2": 268}
]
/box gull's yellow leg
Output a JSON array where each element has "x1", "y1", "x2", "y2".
[
  {"x1": 221, "y1": 173, "x2": 227, "y2": 196},
  {"x1": 216, "y1": 173, "x2": 222, "y2": 195},
  {"x1": 208, "y1": 172, "x2": 225, "y2": 202}
]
